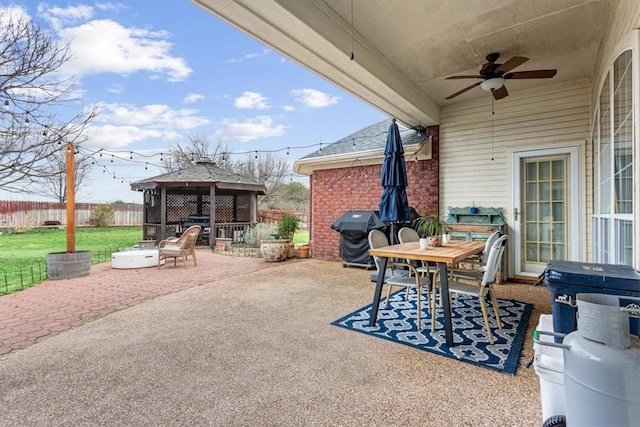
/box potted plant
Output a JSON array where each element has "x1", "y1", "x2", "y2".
[
  {"x1": 297, "y1": 243, "x2": 310, "y2": 258},
  {"x1": 469, "y1": 202, "x2": 479, "y2": 215},
  {"x1": 413, "y1": 214, "x2": 448, "y2": 247},
  {"x1": 259, "y1": 235, "x2": 290, "y2": 262},
  {"x1": 277, "y1": 213, "x2": 299, "y2": 258}
]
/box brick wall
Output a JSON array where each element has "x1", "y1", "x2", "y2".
[{"x1": 309, "y1": 126, "x2": 440, "y2": 261}]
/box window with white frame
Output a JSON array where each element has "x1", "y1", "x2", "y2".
[{"x1": 592, "y1": 49, "x2": 634, "y2": 266}]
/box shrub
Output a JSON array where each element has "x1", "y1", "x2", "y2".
[
  {"x1": 89, "y1": 204, "x2": 115, "y2": 227},
  {"x1": 277, "y1": 213, "x2": 299, "y2": 241},
  {"x1": 243, "y1": 223, "x2": 277, "y2": 246}
]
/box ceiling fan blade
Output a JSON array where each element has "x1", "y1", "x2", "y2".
[
  {"x1": 505, "y1": 69, "x2": 557, "y2": 79},
  {"x1": 445, "y1": 81, "x2": 482, "y2": 99},
  {"x1": 495, "y1": 56, "x2": 529, "y2": 74},
  {"x1": 492, "y1": 85, "x2": 508, "y2": 100},
  {"x1": 445, "y1": 75, "x2": 483, "y2": 80}
]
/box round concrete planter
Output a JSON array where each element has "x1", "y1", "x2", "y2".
[
  {"x1": 259, "y1": 240, "x2": 289, "y2": 262},
  {"x1": 46, "y1": 250, "x2": 93, "y2": 280}
]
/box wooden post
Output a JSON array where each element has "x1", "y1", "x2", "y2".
[{"x1": 66, "y1": 141, "x2": 75, "y2": 253}]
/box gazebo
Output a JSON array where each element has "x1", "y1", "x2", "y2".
[{"x1": 130, "y1": 158, "x2": 266, "y2": 249}]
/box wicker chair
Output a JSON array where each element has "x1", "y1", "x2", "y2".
[{"x1": 158, "y1": 225, "x2": 201, "y2": 268}]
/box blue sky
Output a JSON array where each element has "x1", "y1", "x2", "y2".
[{"x1": 3, "y1": 1, "x2": 386, "y2": 203}]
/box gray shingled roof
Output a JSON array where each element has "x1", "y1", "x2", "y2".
[
  {"x1": 130, "y1": 159, "x2": 266, "y2": 193},
  {"x1": 299, "y1": 119, "x2": 426, "y2": 160}
]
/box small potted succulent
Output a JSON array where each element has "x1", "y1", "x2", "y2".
[{"x1": 413, "y1": 213, "x2": 448, "y2": 247}]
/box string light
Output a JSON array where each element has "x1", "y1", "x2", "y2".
[{"x1": 60, "y1": 124, "x2": 420, "y2": 189}]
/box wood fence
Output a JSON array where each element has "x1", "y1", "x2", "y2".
[
  {"x1": 0, "y1": 201, "x2": 309, "y2": 230},
  {"x1": 0, "y1": 200, "x2": 143, "y2": 228}
]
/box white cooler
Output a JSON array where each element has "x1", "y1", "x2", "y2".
[{"x1": 533, "y1": 314, "x2": 566, "y2": 422}]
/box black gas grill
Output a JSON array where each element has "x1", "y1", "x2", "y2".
[
  {"x1": 181, "y1": 214, "x2": 210, "y2": 238},
  {"x1": 331, "y1": 211, "x2": 386, "y2": 268}
]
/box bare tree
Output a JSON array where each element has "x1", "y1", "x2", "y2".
[
  {"x1": 30, "y1": 149, "x2": 93, "y2": 202},
  {"x1": 165, "y1": 134, "x2": 291, "y2": 209},
  {"x1": 233, "y1": 152, "x2": 288, "y2": 209},
  {"x1": 0, "y1": 8, "x2": 96, "y2": 195},
  {"x1": 163, "y1": 134, "x2": 233, "y2": 171}
]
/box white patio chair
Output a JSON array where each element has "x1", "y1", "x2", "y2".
[
  {"x1": 368, "y1": 229, "x2": 431, "y2": 329},
  {"x1": 446, "y1": 234, "x2": 508, "y2": 344}
]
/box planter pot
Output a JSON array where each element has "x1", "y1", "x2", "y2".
[
  {"x1": 287, "y1": 242, "x2": 295, "y2": 258},
  {"x1": 46, "y1": 251, "x2": 92, "y2": 280},
  {"x1": 442, "y1": 233, "x2": 451, "y2": 244},
  {"x1": 298, "y1": 245, "x2": 309, "y2": 258},
  {"x1": 259, "y1": 240, "x2": 289, "y2": 262},
  {"x1": 470, "y1": 206, "x2": 479, "y2": 214},
  {"x1": 429, "y1": 236, "x2": 442, "y2": 247}
]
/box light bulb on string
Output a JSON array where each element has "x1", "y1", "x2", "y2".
[{"x1": 129, "y1": 151, "x2": 133, "y2": 160}]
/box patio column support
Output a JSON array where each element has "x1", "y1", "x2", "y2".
[
  {"x1": 160, "y1": 186, "x2": 167, "y2": 241},
  {"x1": 209, "y1": 184, "x2": 216, "y2": 249}
]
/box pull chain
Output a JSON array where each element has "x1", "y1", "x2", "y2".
[{"x1": 491, "y1": 97, "x2": 495, "y2": 161}]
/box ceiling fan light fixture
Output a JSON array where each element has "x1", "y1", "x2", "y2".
[{"x1": 480, "y1": 77, "x2": 506, "y2": 91}]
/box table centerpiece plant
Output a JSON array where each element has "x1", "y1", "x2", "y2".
[{"x1": 413, "y1": 213, "x2": 448, "y2": 247}]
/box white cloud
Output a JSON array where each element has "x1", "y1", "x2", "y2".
[
  {"x1": 215, "y1": 116, "x2": 286, "y2": 142},
  {"x1": 106, "y1": 83, "x2": 124, "y2": 94},
  {"x1": 37, "y1": 3, "x2": 192, "y2": 82},
  {"x1": 283, "y1": 105, "x2": 296, "y2": 112},
  {"x1": 290, "y1": 88, "x2": 340, "y2": 108},
  {"x1": 83, "y1": 102, "x2": 210, "y2": 149},
  {"x1": 234, "y1": 91, "x2": 270, "y2": 110},
  {"x1": 85, "y1": 124, "x2": 169, "y2": 149},
  {"x1": 37, "y1": 3, "x2": 94, "y2": 29},
  {"x1": 183, "y1": 93, "x2": 204, "y2": 104},
  {"x1": 95, "y1": 102, "x2": 210, "y2": 129},
  {"x1": 225, "y1": 48, "x2": 270, "y2": 63}
]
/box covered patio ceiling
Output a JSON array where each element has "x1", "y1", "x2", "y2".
[{"x1": 191, "y1": 0, "x2": 608, "y2": 129}]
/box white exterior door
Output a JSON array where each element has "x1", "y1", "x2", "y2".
[{"x1": 512, "y1": 146, "x2": 581, "y2": 277}]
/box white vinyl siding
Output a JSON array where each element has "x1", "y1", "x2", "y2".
[{"x1": 438, "y1": 80, "x2": 591, "y2": 259}]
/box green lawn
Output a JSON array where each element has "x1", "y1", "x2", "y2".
[
  {"x1": 0, "y1": 226, "x2": 142, "y2": 294},
  {"x1": 0, "y1": 226, "x2": 310, "y2": 294},
  {"x1": 292, "y1": 229, "x2": 309, "y2": 245}
]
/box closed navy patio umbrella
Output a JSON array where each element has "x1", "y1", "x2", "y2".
[{"x1": 379, "y1": 119, "x2": 410, "y2": 243}]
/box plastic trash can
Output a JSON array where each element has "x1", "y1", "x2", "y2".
[
  {"x1": 533, "y1": 314, "x2": 566, "y2": 424},
  {"x1": 544, "y1": 261, "x2": 640, "y2": 342}
]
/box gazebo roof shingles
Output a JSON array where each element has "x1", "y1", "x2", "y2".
[{"x1": 130, "y1": 159, "x2": 266, "y2": 194}]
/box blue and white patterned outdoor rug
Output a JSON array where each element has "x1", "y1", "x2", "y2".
[{"x1": 332, "y1": 291, "x2": 532, "y2": 375}]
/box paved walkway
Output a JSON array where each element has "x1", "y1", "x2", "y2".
[{"x1": 0, "y1": 249, "x2": 291, "y2": 356}]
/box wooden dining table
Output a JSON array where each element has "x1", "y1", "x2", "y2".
[{"x1": 368, "y1": 239, "x2": 485, "y2": 347}]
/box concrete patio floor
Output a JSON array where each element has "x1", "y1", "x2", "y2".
[{"x1": 0, "y1": 250, "x2": 551, "y2": 426}]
